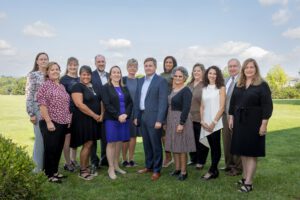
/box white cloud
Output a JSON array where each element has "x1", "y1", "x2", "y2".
[
  {"x1": 23, "y1": 21, "x2": 56, "y2": 38},
  {"x1": 0, "y1": 12, "x2": 6, "y2": 20},
  {"x1": 175, "y1": 41, "x2": 284, "y2": 75},
  {"x1": 99, "y1": 38, "x2": 132, "y2": 50},
  {"x1": 282, "y1": 27, "x2": 300, "y2": 39},
  {"x1": 259, "y1": 0, "x2": 288, "y2": 6},
  {"x1": 0, "y1": 40, "x2": 16, "y2": 56},
  {"x1": 272, "y1": 9, "x2": 291, "y2": 25}
]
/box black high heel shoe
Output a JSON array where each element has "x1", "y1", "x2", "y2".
[
  {"x1": 170, "y1": 170, "x2": 181, "y2": 176},
  {"x1": 178, "y1": 173, "x2": 188, "y2": 181}
]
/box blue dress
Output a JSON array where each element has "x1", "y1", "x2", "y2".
[{"x1": 105, "y1": 87, "x2": 130, "y2": 142}]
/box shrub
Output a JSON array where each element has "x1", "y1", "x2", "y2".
[{"x1": 0, "y1": 134, "x2": 46, "y2": 200}]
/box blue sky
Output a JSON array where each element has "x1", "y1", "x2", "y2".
[{"x1": 1, "y1": 0, "x2": 300, "y2": 77}]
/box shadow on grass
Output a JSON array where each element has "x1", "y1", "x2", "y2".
[{"x1": 273, "y1": 99, "x2": 300, "y2": 105}]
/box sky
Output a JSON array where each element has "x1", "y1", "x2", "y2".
[{"x1": 1, "y1": 0, "x2": 300, "y2": 77}]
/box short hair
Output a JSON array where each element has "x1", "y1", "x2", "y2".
[
  {"x1": 45, "y1": 62, "x2": 61, "y2": 79},
  {"x1": 127, "y1": 58, "x2": 138, "y2": 68},
  {"x1": 203, "y1": 65, "x2": 225, "y2": 89},
  {"x1": 163, "y1": 56, "x2": 177, "y2": 73},
  {"x1": 108, "y1": 65, "x2": 124, "y2": 87},
  {"x1": 65, "y1": 57, "x2": 79, "y2": 75},
  {"x1": 237, "y1": 58, "x2": 263, "y2": 87},
  {"x1": 94, "y1": 54, "x2": 105, "y2": 61},
  {"x1": 189, "y1": 63, "x2": 205, "y2": 84},
  {"x1": 144, "y1": 57, "x2": 157, "y2": 67},
  {"x1": 171, "y1": 66, "x2": 189, "y2": 81},
  {"x1": 79, "y1": 65, "x2": 92, "y2": 75},
  {"x1": 31, "y1": 52, "x2": 49, "y2": 72},
  {"x1": 227, "y1": 58, "x2": 241, "y2": 67}
]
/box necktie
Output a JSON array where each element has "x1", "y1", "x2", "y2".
[{"x1": 227, "y1": 76, "x2": 235, "y2": 97}]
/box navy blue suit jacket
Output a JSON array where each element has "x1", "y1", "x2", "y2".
[
  {"x1": 134, "y1": 74, "x2": 168, "y2": 127},
  {"x1": 91, "y1": 70, "x2": 109, "y2": 95}
]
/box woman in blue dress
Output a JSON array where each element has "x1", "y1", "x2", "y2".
[{"x1": 102, "y1": 66, "x2": 133, "y2": 180}]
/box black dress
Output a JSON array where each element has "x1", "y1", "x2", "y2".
[
  {"x1": 229, "y1": 81, "x2": 273, "y2": 157},
  {"x1": 70, "y1": 83, "x2": 101, "y2": 148}
]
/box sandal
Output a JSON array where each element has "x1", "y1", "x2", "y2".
[
  {"x1": 64, "y1": 163, "x2": 75, "y2": 172},
  {"x1": 48, "y1": 176, "x2": 62, "y2": 184},
  {"x1": 54, "y1": 173, "x2": 67, "y2": 179},
  {"x1": 235, "y1": 178, "x2": 245, "y2": 185},
  {"x1": 239, "y1": 184, "x2": 253, "y2": 193},
  {"x1": 78, "y1": 168, "x2": 94, "y2": 181}
]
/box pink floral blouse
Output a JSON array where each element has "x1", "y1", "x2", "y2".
[{"x1": 37, "y1": 80, "x2": 71, "y2": 124}]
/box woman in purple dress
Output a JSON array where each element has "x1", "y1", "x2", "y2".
[{"x1": 102, "y1": 66, "x2": 133, "y2": 180}]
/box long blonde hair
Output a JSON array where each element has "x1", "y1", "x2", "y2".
[{"x1": 237, "y1": 58, "x2": 263, "y2": 87}]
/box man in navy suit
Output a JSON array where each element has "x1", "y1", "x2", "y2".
[
  {"x1": 91, "y1": 54, "x2": 109, "y2": 169},
  {"x1": 134, "y1": 57, "x2": 168, "y2": 181}
]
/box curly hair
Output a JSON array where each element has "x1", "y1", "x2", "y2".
[
  {"x1": 163, "y1": 56, "x2": 177, "y2": 73},
  {"x1": 203, "y1": 65, "x2": 225, "y2": 89}
]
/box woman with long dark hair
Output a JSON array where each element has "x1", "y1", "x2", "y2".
[
  {"x1": 25, "y1": 52, "x2": 49, "y2": 173},
  {"x1": 200, "y1": 66, "x2": 226, "y2": 180}
]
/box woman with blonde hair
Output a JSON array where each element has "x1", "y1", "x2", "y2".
[{"x1": 229, "y1": 58, "x2": 273, "y2": 192}]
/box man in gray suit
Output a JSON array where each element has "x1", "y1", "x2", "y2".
[
  {"x1": 134, "y1": 57, "x2": 168, "y2": 181},
  {"x1": 222, "y1": 58, "x2": 242, "y2": 176}
]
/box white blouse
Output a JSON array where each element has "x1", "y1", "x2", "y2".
[{"x1": 200, "y1": 84, "x2": 223, "y2": 146}]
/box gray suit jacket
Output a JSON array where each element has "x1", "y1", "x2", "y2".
[
  {"x1": 134, "y1": 74, "x2": 168, "y2": 127},
  {"x1": 225, "y1": 75, "x2": 239, "y2": 114}
]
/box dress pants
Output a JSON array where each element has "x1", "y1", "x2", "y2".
[
  {"x1": 207, "y1": 130, "x2": 221, "y2": 174},
  {"x1": 39, "y1": 120, "x2": 67, "y2": 178},
  {"x1": 222, "y1": 114, "x2": 242, "y2": 170},
  {"x1": 140, "y1": 114, "x2": 163, "y2": 173},
  {"x1": 32, "y1": 103, "x2": 44, "y2": 173},
  {"x1": 189, "y1": 122, "x2": 209, "y2": 165}
]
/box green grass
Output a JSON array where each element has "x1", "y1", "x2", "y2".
[{"x1": 1, "y1": 95, "x2": 300, "y2": 200}]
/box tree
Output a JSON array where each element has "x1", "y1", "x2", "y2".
[{"x1": 266, "y1": 65, "x2": 288, "y2": 91}]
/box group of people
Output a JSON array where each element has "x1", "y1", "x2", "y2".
[{"x1": 26, "y1": 52, "x2": 273, "y2": 193}]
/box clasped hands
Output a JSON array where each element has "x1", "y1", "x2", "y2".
[{"x1": 201, "y1": 121, "x2": 216, "y2": 133}]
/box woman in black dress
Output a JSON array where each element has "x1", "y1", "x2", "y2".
[
  {"x1": 229, "y1": 58, "x2": 273, "y2": 192},
  {"x1": 71, "y1": 66, "x2": 103, "y2": 181},
  {"x1": 60, "y1": 57, "x2": 79, "y2": 172}
]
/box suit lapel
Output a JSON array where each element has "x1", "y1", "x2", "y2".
[{"x1": 145, "y1": 74, "x2": 157, "y2": 99}]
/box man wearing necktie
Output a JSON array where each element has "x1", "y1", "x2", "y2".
[
  {"x1": 222, "y1": 58, "x2": 242, "y2": 176},
  {"x1": 91, "y1": 55, "x2": 109, "y2": 170},
  {"x1": 134, "y1": 57, "x2": 168, "y2": 181}
]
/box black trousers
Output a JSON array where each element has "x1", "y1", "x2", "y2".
[
  {"x1": 189, "y1": 122, "x2": 209, "y2": 165},
  {"x1": 39, "y1": 120, "x2": 67, "y2": 178},
  {"x1": 90, "y1": 122, "x2": 108, "y2": 166},
  {"x1": 207, "y1": 130, "x2": 221, "y2": 173}
]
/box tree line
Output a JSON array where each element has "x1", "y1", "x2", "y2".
[{"x1": 0, "y1": 65, "x2": 299, "y2": 98}]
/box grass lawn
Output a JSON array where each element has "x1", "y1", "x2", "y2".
[{"x1": 0, "y1": 95, "x2": 300, "y2": 200}]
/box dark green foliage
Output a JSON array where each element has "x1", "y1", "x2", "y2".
[
  {"x1": 0, "y1": 76, "x2": 26, "y2": 95},
  {"x1": 0, "y1": 134, "x2": 46, "y2": 200}
]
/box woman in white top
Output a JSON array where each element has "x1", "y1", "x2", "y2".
[{"x1": 200, "y1": 66, "x2": 226, "y2": 180}]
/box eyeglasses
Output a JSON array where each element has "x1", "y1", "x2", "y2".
[{"x1": 173, "y1": 75, "x2": 183, "y2": 78}]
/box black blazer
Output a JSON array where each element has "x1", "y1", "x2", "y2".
[
  {"x1": 102, "y1": 83, "x2": 133, "y2": 120},
  {"x1": 170, "y1": 87, "x2": 192, "y2": 125}
]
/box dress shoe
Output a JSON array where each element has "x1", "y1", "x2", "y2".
[
  {"x1": 170, "y1": 170, "x2": 181, "y2": 176},
  {"x1": 137, "y1": 168, "x2": 152, "y2": 174},
  {"x1": 178, "y1": 173, "x2": 188, "y2": 181},
  {"x1": 151, "y1": 173, "x2": 161, "y2": 181},
  {"x1": 226, "y1": 168, "x2": 242, "y2": 176},
  {"x1": 219, "y1": 166, "x2": 231, "y2": 172}
]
